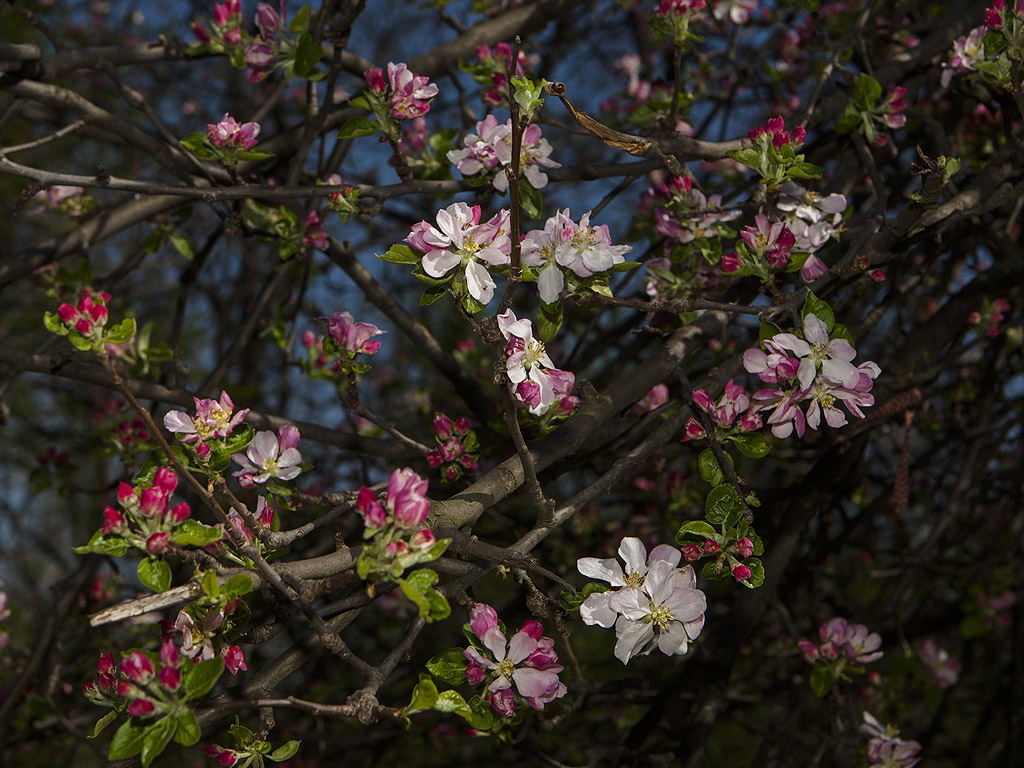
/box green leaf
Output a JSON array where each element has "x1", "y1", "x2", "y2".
[
  {"x1": 88, "y1": 711, "x2": 118, "y2": 740},
  {"x1": 810, "y1": 660, "x2": 833, "y2": 697},
  {"x1": 559, "y1": 581, "x2": 609, "y2": 611},
  {"x1": 104, "y1": 318, "x2": 137, "y2": 344},
  {"x1": 730, "y1": 432, "x2": 770, "y2": 459},
  {"x1": 853, "y1": 73, "x2": 882, "y2": 110},
  {"x1": 801, "y1": 290, "x2": 835, "y2": 332},
  {"x1": 229, "y1": 722, "x2": 255, "y2": 743},
  {"x1": 738, "y1": 557, "x2": 765, "y2": 588},
  {"x1": 236, "y1": 147, "x2": 276, "y2": 162},
  {"x1": 224, "y1": 574, "x2": 254, "y2": 597},
  {"x1": 289, "y1": 3, "x2": 311, "y2": 33},
  {"x1": 610, "y1": 260, "x2": 641, "y2": 273},
  {"x1": 222, "y1": 423, "x2": 255, "y2": 455},
  {"x1": 424, "y1": 589, "x2": 451, "y2": 622},
  {"x1": 419, "y1": 285, "x2": 447, "y2": 306},
  {"x1": 269, "y1": 740, "x2": 301, "y2": 762},
  {"x1": 698, "y1": 448, "x2": 733, "y2": 487},
  {"x1": 759, "y1": 320, "x2": 783, "y2": 344},
  {"x1": 140, "y1": 716, "x2": 176, "y2": 768},
  {"x1": 537, "y1": 301, "x2": 563, "y2": 343},
  {"x1": 173, "y1": 710, "x2": 200, "y2": 746},
  {"x1": 399, "y1": 569, "x2": 448, "y2": 621},
  {"x1": 801, "y1": 0, "x2": 820, "y2": 10},
  {"x1": 171, "y1": 519, "x2": 224, "y2": 547},
  {"x1": 74, "y1": 530, "x2": 128, "y2": 557},
  {"x1": 519, "y1": 183, "x2": 542, "y2": 220},
  {"x1": 69, "y1": 331, "x2": 93, "y2": 351},
  {"x1": 378, "y1": 243, "x2": 422, "y2": 264},
  {"x1": 138, "y1": 558, "x2": 172, "y2": 593},
  {"x1": 830, "y1": 322, "x2": 855, "y2": 345},
  {"x1": 184, "y1": 657, "x2": 224, "y2": 700},
  {"x1": 466, "y1": 695, "x2": 495, "y2": 731},
  {"x1": 434, "y1": 689, "x2": 471, "y2": 718},
  {"x1": 181, "y1": 132, "x2": 216, "y2": 161},
  {"x1": 705, "y1": 484, "x2": 745, "y2": 527},
  {"x1": 338, "y1": 116, "x2": 379, "y2": 140},
  {"x1": 169, "y1": 234, "x2": 194, "y2": 261},
  {"x1": 426, "y1": 647, "x2": 469, "y2": 686},
  {"x1": 405, "y1": 673, "x2": 438, "y2": 714},
  {"x1": 787, "y1": 162, "x2": 822, "y2": 179},
  {"x1": 834, "y1": 106, "x2": 862, "y2": 134},
  {"x1": 675, "y1": 520, "x2": 717, "y2": 546},
  {"x1": 461, "y1": 293, "x2": 485, "y2": 315},
  {"x1": 43, "y1": 311, "x2": 65, "y2": 334},
  {"x1": 109, "y1": 718, "x2": 148, "y2": 760},
  {"x1": 701, "y1": 560, "x2": 726, "y2": 581},
  {"x1": 294, "y1": 32, "x2": 322, "y2": 78},
  {"x1": 729, "y1": 148, "x2": 762, "y2": 170},
  {"x1": 202, "y1": 569, "x2": 220, "y2": 598}
]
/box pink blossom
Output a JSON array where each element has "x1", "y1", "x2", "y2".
[
  {"x1": 732, "y1": 564, "x2": 752, "y2": 581},
  {"x1": 498, "y1": 309, "x2": 575, "y2": 415},
  {"x1": 322, "y1": 311, "x2": 385, "y2": 355},
  {"x1": 356, "y1": 487, "x2": 387, "y2": 529},
  {"x1": 222, "y1": 645, "x2": 247, "y2": 675},
  {"x1": 386, "y1": 62, "x2": 438, "y2": 120},
  {"x1": 735, "y1": 537, "x2": 754, "y2": 558},
  {"x1": 163, "y1": 391, "x2": 249, "y2": 445},
  {"x1": 122, "y1": 651, "x2": 154, "y2": 683},
  {"x1": 128, "y1": 699, "x2": 156, "y2": 717},
  {"x1": 203, "y1": 745, "x2": 240, "y2": 767},
  {"x1": 387, "y1": 467, "x2": 430, "y2": 528},
  {"x1": 232, "y1": 425, "x2": 303, "y2": 486},
  {"x1": 206, "y1": 114, "x2": 260, "y2": 150}
]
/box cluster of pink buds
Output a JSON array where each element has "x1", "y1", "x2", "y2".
[
  {"x1": 985, "y1": 0, "x2": 1024, "y2": 28},
  {"x1": 860, "y1": 712, "x2": 922, "y2": 768},
  {"x1": 192, "y1": 1, "x2": 299, "y2": 84},
  {"x1": 97, "y1": 467, "x2": 200, "y2": 556},
  {"x1": 57, "y1": 290, "x2": 110, "y2": 339},
  {"x1": 679, "y1": 534, "x2": 755, "y2": 582},
  {"x1": 301, "y1": 210, "x2": 328, "y2": 251},
  {"x1": 163, "y1": 391, "x2": 250, "y2": 458},
  {"x1": 202, "y1": 744, "x2": 241, "y2": 767},
  {"x1": 447, "y1": 114, "x2": 560, "y2": 193},
  {"x1": 798, "y1": 616, "x2": 883, "y2": 665},
  {"x1": 83, "y1": 642, "x2": 189, "y2": 718},
  {"x1": 652, "y1": 0, "x2": 707, "y2": 45},
  {"x1": 968, "y1": 296, "x2": 1011, "y2": 337},
  {"x1": 106, "y1": 415, "x2": 152, "y2": 456},
  {"x1": 364, "y1": 62, "x2": 438, "y2": 121},
  {"x1": 426, "y1": 413, "x2": 480, "y2": 482},
  {"x1": 355, "y1": 468, "x2": 447, "y2": 580},
  {"x1": 322, "y1": 174, "x2": 361, "y2": 223},
  {"x1": 463, "y1": 603, "x2": 566, "y2": 715},
  {"x1": 316, "y1": 311, "x2": 385, "y2": 377},
  {"x1": 300, "y1": 330, "x2": 344, "y2": 379},
  {"x1": 683, "y1": 379, "x2": 762, "y2": 441},
  {"x1": 473, "y1": 43, "x2": 528, "y2": 107},
  {"x1": 191, "y1": 0, "x2": 242, "y2": 48},
  {"x1": 749, "y1": 115, "x2": 806, "y2": 150}
]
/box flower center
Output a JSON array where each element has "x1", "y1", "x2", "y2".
[
  {"x1": 649, "y1": 602, "x2": 675, "y2": 631},
  {"x1": 499, "y1": 658, "x2": 515, "y2": 679},
  {"x1": 623, "y1": 570, "x2": 645, "y2": 589},
  {"x1": 523, "y1": 338, "x2": 546, "y2": 367}
]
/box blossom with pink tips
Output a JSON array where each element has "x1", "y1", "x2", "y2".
[
  {"x1": 321, "y1": 311, "x2": 385, "y2": 356},
  {"x1": 497, "y1": 309, "x2": 575, "y2": 416},
  {"x1": 163, "y1": 391, "x2": 249, "y2": 446},
  {"x1": 222, "y1": 645, "x2": 247, "y2": 675},
  {"x1": 861, "y1": 712, "x2": 922, "y2": 768},
  {"x1": 231, "y1": 425, "x2": 303, "y2": 487},
  {"x1": 942, "y1": 27, "x2": 986, "y2": 87},
  {"x1": 406, "y1": 202, "x2": 511, "y2": 306}
]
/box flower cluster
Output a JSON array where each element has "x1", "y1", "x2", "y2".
[
  {"x1": 355, "y1": 468, "x2": 447, "y2": 581},
  {"x1": 321, "y1": 174, "x2": 362, "y2": 223},
  {"x1": 711, "y1": 0, "x2": 757, "y2": 25},
  {"x1": 84, "y1": 639, "x2": 224, "y2": 721},
  {"x1": 682, "y1": 379, "x2": 761, "y2": 442},
  {"x1": 732, "y1": 115, "x2": 817, "y2": 188},
  {"x1": 860, "y1": 712, "x2": 922, "y2": 768},
  {"x1": 463, "y1": 603, "x2": 566, "y2": 715},
  {"x1": 202, "y1": 723, "x2": 299, "y2": 767},
  {"x1": 577, "y1": 537, "x2": 707, "y2": 665},
  {"x1": 520, "y1": 208, "x2": 633, "y2": 305},
  {"x1": 231, "y1": 425, "x2": 303, "y2": 488},
  {"x1": 651, "y1": 0, "x2": 707, "y2": 45},
  {"x1": 174, "y1": 606, "x2": 247, "y2": 674},
  {"x1": 464, "y1": 43, "x2": 530, "y2": 107},
  {"x1": 722, "y1": 214, "x2": 796, "y2": 279},
  {"x1": 642, "y1": 175, "x2": 740, "y2": 253},
  {"x1": 774, "y1": 182, "x2": 847, "y2": 282},
  {"x1": 98, "y1": 467, "x2": 192, "y2": 552},
  {"x1": 206, "y1": 113, "x2": 259, "y2": 150},
  {"x1": 406, "y1": 202, "x2": 511, "y2": 307},
  {"x1": 498, "y1": 310, "x2": 576, "y2": 416},
  {"x1": 426, "y1": 413, "x2": 479, "y2": 482},
  {"x1": 799, "y1": 616, "x2": 883, "y2": 665},
  {"x1": 318, "y1": 311, "x2": 385, "y2": 375},
  {"x1": 192, "y1": 1, "x2": 319, "y2": 84},
  {"x1": 968, "y1": 296, "x2": 1011, "y2": 336},
  {"x1": 365, "y1": 62, "x2": 439, "y2": 121},
  {"x1": 917, "y1": 639, "x2": 961, "y2": 689},
  {"x1": 164, "y1": 391, "x2": 251, "y2": 459},
  {"x1": 57, "y1": 289, "x2": 110, "y2": 340},
  {"x1": 29, "y1": 184, "x2": 92, "y2": 216},
  {"x1": 744, "y1": 311, "x2": 880, "y2": 438},
  {"x1": 448, "y1": 115, "x2": 560, "y2": 193}
]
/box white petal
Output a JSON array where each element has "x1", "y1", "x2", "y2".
[
  {"x1": 579, "y1": 593, "x2": 619, "y2": 628},
  {"x1": 422, "y1": 249, "x2": 460, "y2": 278},
  {"x1": 614, "y1": 617, "x2": 652, "y2": 664},
  {"x1": 617, "y1": 537, "x2": 648, "y2": 574},
  {"x1": 464, "y1": 260, "x2": 495, "y2": 304},
  {"x1": 577, "y1": 557, "x2": 625, "y2": 586}
]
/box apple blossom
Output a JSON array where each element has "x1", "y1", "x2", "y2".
[
  {"x1": 553, "y1": 210, "x2": 633, "y2": 278},
  {"x1": 917, "y1": 639, "x2": 961, "y2": 688},
  {"x1": 321, "y1": 311, "x2": 385, "y2": 356},
  {"x1": 231, "y1": 425, "x2": 303, "y2": 487},
  {"x1": 861, "y1": 712, "x2": 922, "y2": 768},
  {"x1": 462, "y1": 603, "x2": 566, "y2": 715},
  {"x1": 163, "y1": 390, "x2": 250, "y2": 445},
  {"x1": 206, "y1": 114, "x2": 260, "y2": 150},
  {"x1": 607, "y1": 559, "x2": 707, "y2": 664},
  {"x1": 577, "y1": 536, "x2": 683, "y2": 628},
  {"x1": 405, "y1": 202, "x2": 511, "y2": 305},
  {"x1": 497, "y1": 309, "x2": 575, "y2": 415}
]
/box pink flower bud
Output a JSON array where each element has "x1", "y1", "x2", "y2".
[
  {"x1": 426, "y1": 451, "x2": 442, "y2": 468},
  {"x1": 732, "y1": 564, "x2": 752, "y2": 581},
  {"x1": 702, "y1": 540, "x2": 719, "y2": 554},
  {"x1": 357, "y1": 487, "x2": 387, "y2": 529},
  {"x1": 465, "y1": 661, "x2": 485, "y2": 685},
  {"x1": 433, "y1": 413, "x2": 455, "y2": 440},
  {"x1": 721, "y1": 251, "x2": 742, "y2": 272},
  {"x1": 160, "y1": 640, "x2": 180, "y2": 668},
  {"x1": 681, "y1": 544, "x2": 701, "y2": 562},
  {"x1": 128, "y1": 699, "x2": 156, "y2": 717},
  {"x1": 520, "y1": 620, "x2": 544, "y2": 640},
  {"x1": 410, "y1": 530, "x2": 436, "y2": 550},
  {"x1": 469, "y1": 603, "x2": 499, "y2": 640},
  {"x1": 735, "y1": 537, "x2": 754, "y2": 558},
  {"x1": 364, "y1": 67, "x2": 387, "y2": 93},
  {"x1": 146, "y1": 531, "x2": 170, "y2": 554},
  {"x1": 58, "y1": 302, "x2": 77, "y2": 323},
  {"x1": 157, "y1": 667, "x2": 181, "y2": 691},
  {"x1": 153, "y1": 467, "x2": 178, "y2": 494},
  {"x1": 223, "y1": 645, "x2": 247, "y2": 675},
  {"x1": 139, "y1": 487, "x2": 167, "y2": 517},
  {"x1": 168, "y1": 502, "x2": 191, "y2": 524},
  {"x1": 122, "y1": 651, "x2": 153, "y2": 683},
  {"x1": 103, "y1": 506, "x2": 126, "y2": 534}
]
